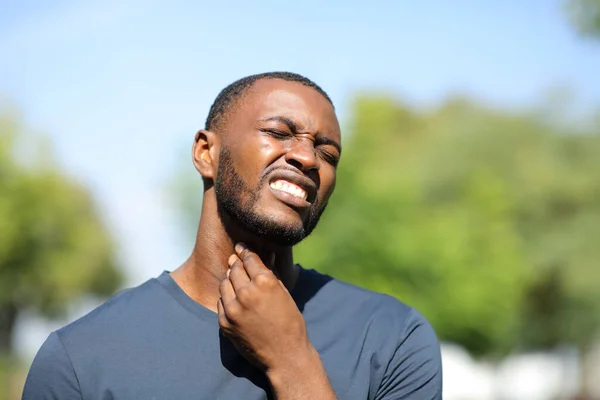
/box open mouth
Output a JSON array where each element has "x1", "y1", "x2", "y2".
[{"x1": 269, "y1": 179, "x2": 308, "y2": 201}]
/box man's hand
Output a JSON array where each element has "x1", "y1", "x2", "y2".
[
  {"x1": 217, "y1": 243, "x2": 311, "y2": 372},
  {"x1": 217, "y1": 243, "x2": 336, "y2": 399}
]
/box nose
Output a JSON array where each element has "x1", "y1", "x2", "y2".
[{"x1": 285, "y1": 136, "x2": 319, "y2": 172}]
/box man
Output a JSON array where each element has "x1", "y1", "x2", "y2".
[{"x1": 23, "y1": 72, "x2": 442, "y2": 399}]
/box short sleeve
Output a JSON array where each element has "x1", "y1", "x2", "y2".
[
  {"x1": 22, "y1": 332, "x2": 83, "y2": 400},
  {"x1": 375, "y1": 309, "x2": 443, "y2": 400}
]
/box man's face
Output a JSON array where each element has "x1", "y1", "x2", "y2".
[{"x1": 214, "y1": 79, "x2": 342, "y2": 246}]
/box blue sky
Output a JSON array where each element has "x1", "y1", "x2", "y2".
[{"x1": 2, "y1": 0, "x2": 600, "y2": 354}]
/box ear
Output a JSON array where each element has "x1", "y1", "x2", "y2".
[{"x1": 192, "y1": 129, "x2": 220, "y2": 180}]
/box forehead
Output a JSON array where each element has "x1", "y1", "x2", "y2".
[{"x1": 233, "y1": 79, "x2": 340, "y2": 138}]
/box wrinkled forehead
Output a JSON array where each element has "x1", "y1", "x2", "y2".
[{"x1": 235, "y1": 79, "x2": 341, "y2": 138}]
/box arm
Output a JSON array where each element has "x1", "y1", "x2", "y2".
[
  {"x1": 217, "y1": 243, "x2": 336, "y2": 400},
  {"x1": 266, "y1": 345, "x2": 336, "y2": 400},
  {"x1": 376, "y1": 309, "x2": 442, "y2": 400},
  {"x1": 22, "y1": 332, "x2": 83, "y2": 400}
]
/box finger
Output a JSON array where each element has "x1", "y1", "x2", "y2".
[
  {"x1": 235, "y1": 243, "x2": 269, "y2": 278},
  {"x1": 227, "y1": 254, "x2": 250, "y2": 291},
  {"x1": 217, "y1": 297, "x2": 230, "y2": 329},
  {"x1": 219, "y1": 277, "x2": 236, "y2": 304},
  {"x1": 278, "y1": 280, "x2": 289, "y2": 293}
]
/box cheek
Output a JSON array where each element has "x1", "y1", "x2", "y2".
[
  {"x1": 318, "y1": 168, "x2": 337, "y2": 203},
  {"x1": 249, "y1": 136, "x2": 287, "y2": 173},
  {"x1": 229, "y1": 136, "x2": 285, "y2": 181},
  {"x1": 257, "y1": 136, "x2": 285, "y2": 160}
]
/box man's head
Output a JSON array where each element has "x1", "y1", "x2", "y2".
[{"x1": 194, "y1": 72, "x2": 341, "y2": 246}]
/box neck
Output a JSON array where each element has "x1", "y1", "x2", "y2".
[{"x1": 171, "y1": 192, "x2": 298, "y2": 313}]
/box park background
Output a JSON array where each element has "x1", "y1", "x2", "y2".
[{"x1": 2, "y1": 0, "x2": 600, "y2": 398}]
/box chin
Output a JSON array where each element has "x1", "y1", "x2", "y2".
[
  {"x1": 274, "y1": 211, "x2": 310, "y2": 228},
  {"x1": 254, "y1": 215, "x2": 308, "y2": 246},
  {"x1": 265, "y1": 217, "x2": 306, "y2": 235}
]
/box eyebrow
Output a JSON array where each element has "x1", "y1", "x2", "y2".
[{"x1": 258, "y1": 116, "x2": 342, "y2": 154}]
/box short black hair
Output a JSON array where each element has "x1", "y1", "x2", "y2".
[{"x1": 205, "y1": 71, "x2": 334, "y2": 132}]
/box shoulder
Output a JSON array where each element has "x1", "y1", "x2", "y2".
[
  {"x1": 23, "y1": 331, "x2": 83, "y2": 399},
  {"x1": 330, "y1": 276, "x2": 441, "y2": 365},
  {"x1": 375, "y1": 303, "x2": 443, "y2": 398},
  {"x1": 299, "y1": 268, "x2": 442, "y2": 397},
  {"x1": 23, "y1": 275, "x2": 167, "y2": 399},
  {"x1": 343, "y1": 282, "x2": 440, "y2": 356},
  {"x1": 298, "y1": 267, "x2": 419, "y2": 328},
  {"x1": 352, "y1": 288, "x2": 442, "y2": 398},
  {"x1": 55, "y1": 273, "x2": 167, "y2": 346}
]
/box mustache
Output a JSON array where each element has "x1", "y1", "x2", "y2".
[{"x1": 260, "y1": 164, "x2": 302, "y2": 181}]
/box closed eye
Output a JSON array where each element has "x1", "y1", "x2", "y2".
[
  {"x1": 260, "y1": 127, "x2": 340, "y2": 166},
  {"x1": 261, "y1": 129, "x2": 292, "y2": 140},
  {"x1": 317, "y1": 147, "x2": 340, "y2": 167}
]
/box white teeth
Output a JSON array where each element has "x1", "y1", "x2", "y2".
[{"x1": 270, "y1": 180, "x2": 308, "y2": 200}]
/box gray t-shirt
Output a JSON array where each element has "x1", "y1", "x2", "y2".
[{"x1": 23, "y1": 267, "x2": 442, "y2": 399}]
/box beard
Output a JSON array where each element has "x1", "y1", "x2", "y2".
[{"x1": 214, "y1": 146, "x2": 326, "y2": 246}]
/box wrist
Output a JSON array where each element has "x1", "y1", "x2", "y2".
[
  {"x1": 266, "y1": 344, "x2": 322, "y2": 386},
  {"x1": 266, "y1": 345, "x2": 337, "y2": 400}
]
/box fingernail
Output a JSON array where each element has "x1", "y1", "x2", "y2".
[
  {"x1": 226, "y1": 268, "x2": 231, "y2": 278},
  {"x1": 228, "y1": 254, "x2": 237, "y2": 266},
  {"x1": 235, "y1": 243, "x2": 245, "y2": 253}
]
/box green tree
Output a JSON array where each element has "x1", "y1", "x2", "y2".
[
  {"x1": 566, "y1": 0, "x2": 600, "y2": 38},
  {"x1": 293, "y1": 94, "x2": 600, "y2": 359},
  {"x1": 0, "y1": 110, "x2": 123, "y2": 357}
]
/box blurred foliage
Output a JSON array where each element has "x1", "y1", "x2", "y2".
[
  {"x1": 0, "y1": 110, "x2": 123, "y2": 356},
  {"x1": 566, "y1": 0, "x2": 600, "y2": 38},
  {"x1": 291, "y1": 95, "x2": 600, "y2": 358}
]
